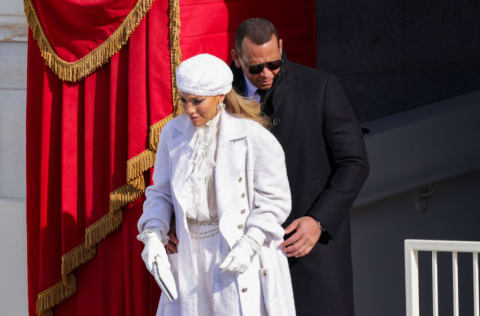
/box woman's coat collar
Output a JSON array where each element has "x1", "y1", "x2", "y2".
[{"x1": 171, "y1": 109, "x2": 247, "y2": 147}]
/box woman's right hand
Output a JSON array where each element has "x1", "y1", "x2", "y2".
[
  {"x1": 138, "y1": 229, "x2": 178, "y2": 300},
  {"x1": 138, "y1": 230, "x2": 170, "y2": 273}
]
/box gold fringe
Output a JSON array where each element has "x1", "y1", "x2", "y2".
[
  {"x1": 127, "y1": 151, "x2": 156, "y2": 182},
  {"x1": 61, "y1": 244, "x2": 96, "y2": 277},
  {"x1": 85, "y1": 211, "x2": 124, "y2": 248},
  {"x1": 36, "y1": 274, "x2": 76, "y2": 314},
  {"x1": 38, "y1": 310, "x2": 53, "y2": 316},
  {"x1": 24, "y1": 0, "x2": 155, "y2": 82},
  {"x1": 149, "y1": 113, "x2": 174, "y2": 152},
  {"x1": 109, "y1": 176, "x2": 145, "y2": 213},
  {"x1": 34, "y1": 0, "x2": 181, "y2": 313},
  {"x1": 35, "y1": 120, "x2": 174, "y2": 315},
  {"x1": 169, "y1": 0, "x2": 183, "y2": 115}
]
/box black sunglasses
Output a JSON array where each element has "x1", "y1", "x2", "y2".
[{"x1": 239, "y1": 55, "x2": 283, "y2": 75}]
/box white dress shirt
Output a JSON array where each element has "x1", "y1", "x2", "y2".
[{"x1": 243, "y1": 74, "x2": 261, "y2": 102}]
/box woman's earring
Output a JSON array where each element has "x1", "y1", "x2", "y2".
[{"x1": 216, "y1": 102, "x2": 225, "y2": 110}]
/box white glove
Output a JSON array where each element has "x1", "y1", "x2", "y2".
[
  {"x1": 137, "y1": 229, "x2": 178, "y2": 300},
  {"x1": 219, "y1": 236, "x2": 259, "y2": 274},
  {"x1": 137, "y1": 229, "x2": 170, "y2": 273}
]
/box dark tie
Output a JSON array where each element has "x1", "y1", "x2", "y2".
[
  {"x1": 256, "y1": 89, "x2": 267, "y2": 103},
  {"x1": 256, "y1": 89, "x2": 273, "y2": 116}
]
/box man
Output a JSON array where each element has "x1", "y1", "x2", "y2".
[{"x1": 230, "y1": 18, "x2": 369, "y2": 316}]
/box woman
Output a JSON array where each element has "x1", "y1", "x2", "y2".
[{"x1": 137, "y1": 53, "x2": 295, "y2": 316}]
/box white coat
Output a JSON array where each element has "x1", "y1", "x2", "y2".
[{"x1": 138, "y1": 109, "x2": 296, "y2": 316}]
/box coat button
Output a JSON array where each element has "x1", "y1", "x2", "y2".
[
  {"x1": 241, "y1": 193, "x2": 246, "y2": 199},
  {"x1": 240, "y1": 209, "x2": 246, "y2": 215},
  {"x1": 237, "y1": 224, "x2": 244, "y2": 230},
  {"x1": 272, "y1": 118, "x2": 280, "y2": 126},
  {"x1": 241, "y1": 287, "x2": 248, "y2": 293},
  {"x1": 238, "y1": 177, "x2": 243, "y2": 183}
]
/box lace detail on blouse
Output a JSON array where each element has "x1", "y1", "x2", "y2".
[{"x1": 184, "y1": 110, "x2": 222, "y2": 220}]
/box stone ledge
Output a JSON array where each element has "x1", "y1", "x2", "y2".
[
  {"x1": 0, "y1": 15, "x2": 27, "y2": 42},
  {"x1": 0, "y1": 89, "x2": 26, "y2": 198},
  {"x1": 0, "y1": 42, "x2": 27, "y2": 89}
]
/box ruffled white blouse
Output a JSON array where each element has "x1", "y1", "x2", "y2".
[{"x1": 184, "y1": 110, "x2": 222, "y2": 221}]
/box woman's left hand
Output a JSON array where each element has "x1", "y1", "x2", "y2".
[{"x1": 219, "y1": 238, "x2": 255, "y2": 274}]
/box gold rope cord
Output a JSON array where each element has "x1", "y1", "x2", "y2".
[
  {"x1": 34, "y1": 0, "x2": 182, "y2": 314},
  {"x1": 24, "y1": 0, "x2": 155, "y2": 82},
  {"x1": 169, "y1": 0, "x2": 183, "y2": 115}
]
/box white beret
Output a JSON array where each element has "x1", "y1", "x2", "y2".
[{"x1": 176, "y1": 53, "x2": 233, "y2": 96}]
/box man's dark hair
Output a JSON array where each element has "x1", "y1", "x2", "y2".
[{"x1": 235, "y1": 18, "x2": 279, "y2": 52}]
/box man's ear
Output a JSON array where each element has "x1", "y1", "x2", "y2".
[
  {"x1": 279, "y1": 39, "x2": 283, "y2": 55},
  {"x1": 231, "y1": 49, "x2": 241, "y2": 68}
]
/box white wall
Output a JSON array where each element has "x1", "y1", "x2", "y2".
[
  {"x1": 352, "y1": 93, "x2": 480, "y2": 316},
  {"x1": 0, "y1": 0, "x2": 28, "y2": 315}
]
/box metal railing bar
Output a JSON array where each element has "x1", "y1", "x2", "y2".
[
  {"x1": 474, "y1": 252, "x2": 479, "y2": 316},
  {"x1": 406, "y1": 240, "x2": 480, "y2": 253},
  {"x1": 432, "y1": 251, "x2": 439, "y2": 316},
  {"x1": 452, "y1": 251, "x2": 459, "y2": 316},
  {"x1": 405, "y1": 245, "x2": 420, "y2": 316},
  {"x1": 406, "y1": 240, "x2": 480, "y2": 316}
]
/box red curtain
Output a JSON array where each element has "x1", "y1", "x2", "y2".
[
  {"x1": 29, "y1": 0, "x2": 138, "y2": 62},
  {"x1": 26, "y1": 0, "x2": 171, "y2": 314},
  {"x1": 179, "y1": 0, "x2": 316, "y2": 66},
  {"x1": 26, "y1": 0, "x2": 315, "y2": 315}
]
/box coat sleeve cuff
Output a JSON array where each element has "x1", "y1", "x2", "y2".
[
  {"x1": 140, "y1": 220, "x2": 169, "y2": 245},
  {"x1": 246, "y1": 226, "x2": 266, "y2": 246}
]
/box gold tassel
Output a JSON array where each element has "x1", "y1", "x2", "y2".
[{"x1": 24, "y1": 0, "x2": 156, "y2": 82}]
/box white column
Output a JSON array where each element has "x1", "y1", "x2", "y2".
[{"x1": 0, "y1": 0, "x2": 28, "y2": 314}]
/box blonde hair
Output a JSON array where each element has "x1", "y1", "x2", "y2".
[{"x1": 224, "y1": 89, "x2": 269, "y2": 128}]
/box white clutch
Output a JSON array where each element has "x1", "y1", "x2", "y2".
[{"x1": 153, "y1": 261, "x2": 178, "y2": 301}]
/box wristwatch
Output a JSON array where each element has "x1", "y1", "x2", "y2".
[{"x1": 307, "y1": 215, "x2": 324, "y2": 231}]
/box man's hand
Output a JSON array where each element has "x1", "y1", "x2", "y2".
[{"x1": 281, "y1": 216, "x2": 321, "y2": 258}]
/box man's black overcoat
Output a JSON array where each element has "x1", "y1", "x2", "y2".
[{"x1": 232, "y1": 59, "x2": 369, "y2": 316}]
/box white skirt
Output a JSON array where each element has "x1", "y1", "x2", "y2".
[{"x1": 157, "y1": 219, "x2": 267, "y2": 316}]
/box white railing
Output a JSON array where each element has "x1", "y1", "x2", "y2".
[{"x1": 405, "y1": 239, "x2": 480, "y2": 316}]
